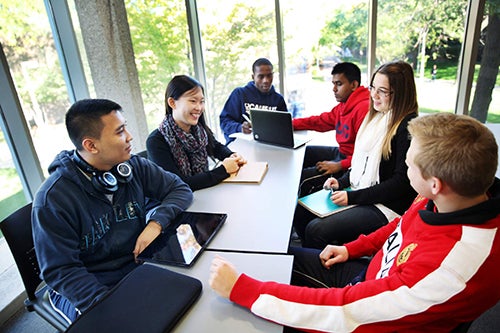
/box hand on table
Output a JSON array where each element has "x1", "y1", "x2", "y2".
[
  {"x1": 209, "y1": 255, "x2": 240, "y2": 299},
  {"x1": 222, "y1": 157, "x2": 241, "y2": 174},
  {"x1": 134, "y1": 221, "x2": 162, "y2": 260},
  {"x1": 230, "y1": 152, "x2": 247, "y2": 166}
]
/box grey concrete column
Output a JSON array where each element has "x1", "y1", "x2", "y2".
[{"x1": 74, "y1": 0, "x2": 148, "y2": 152}]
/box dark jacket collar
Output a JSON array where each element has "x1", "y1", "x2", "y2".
[{"x1": 419, "y1": 178, "x2": 500, "y2": 226}]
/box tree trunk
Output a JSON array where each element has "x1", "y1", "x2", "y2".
[{"x1": 470, "y1": 12, "x2": 500, "y2": 123}]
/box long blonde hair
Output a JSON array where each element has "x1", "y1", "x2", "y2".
[{"x1": 368, "y1": 61, "x2": 418, "y2": 159}]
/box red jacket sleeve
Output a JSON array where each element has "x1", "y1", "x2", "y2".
[{"x1": 292, "y1": 105, "x2": 339, "y2": 132}]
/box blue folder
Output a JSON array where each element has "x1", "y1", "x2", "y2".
[{"x1": 298, "y1": 189, "x2": 355, "y2": 218}]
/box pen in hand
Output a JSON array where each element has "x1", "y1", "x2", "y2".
[{"x1": 242, "y1": 113, "x2": 252, "y2": 125}]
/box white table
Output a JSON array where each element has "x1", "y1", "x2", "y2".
[
  {"x1": 168, "y1": 251, "x2": 294, "y2": 333},
  {"x1": 188, "y1": 138, "x2": 305, "y2": 254}
]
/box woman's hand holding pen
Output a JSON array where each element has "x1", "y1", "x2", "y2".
[
  {"x1": 330, "y1": 190, "x2": 348, "y2": 206},
  {"x1": 323, "y1": 177, "x2": 348, "y2": 206},
  {"x1": 323, "y1": 177, "x2": 339, "y2": 191}
]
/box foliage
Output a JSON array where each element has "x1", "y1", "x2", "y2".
[
  {"x1": 125, "y1": 1, "x2": 274, "y2": 133},
  {"x1": 125, "y1": 0, "x2": 193, "y2": 108},
  {"x1": 0, "y1": 168, "x2": 23, "y2": 201},
  {"x1": 201, "y1": 3, "x2": 274, "y2": 122},
  {"x1": 0, "y1": 0, "x2": 69, "y2": 125},
  {"x1": 378, "y1": 0, "x2": 466, "y2": 65},
  {"x1": 318, "y1": 0, "x2": 466, "y2": 69},
  {"x1": 0, "y1": 1, "x2": 51, "y2": 65},
  {"x1": 318, "y1": 3, "x2": 368, "y2": 61},
  {"x1": 470, "y1": 0, "x2": 500, "y2": 122}
]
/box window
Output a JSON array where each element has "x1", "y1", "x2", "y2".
[
  {"x1": 0, "y1": 1, "x2": 73, "y2": 177},
  {"x1": 197, "y1": 0, "x2": 279, "y2": 139},
  {"x1": 0, "y1": 128, "x2": 27, "y2": 222},
  {"x1": 125, "y1": 0, "x2": 193, "y2": 133},
  {"x1": 282, "y1": 0, "x2": 368, "y2": 119},
  {"x1": 469, "y1": 0, "x2": 500, "y2": 123},
  {"x1": 376, "y1": 0, "x2": 468, "y2": 115}
]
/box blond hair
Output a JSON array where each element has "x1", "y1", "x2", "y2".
[
  {"x1": 368, "y1": 61, "x2": 419, "y2": 159},
  {"x1": 408, "y1": 113, "x2": 498, "y2": 197}
]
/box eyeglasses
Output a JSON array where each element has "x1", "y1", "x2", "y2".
[{"x1": 369, "y1": 85, "x2": 393, "y2": 98}]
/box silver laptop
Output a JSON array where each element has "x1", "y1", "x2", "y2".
[{"x1": 249, "y1": 108, "x2": 310, "y2": 149}]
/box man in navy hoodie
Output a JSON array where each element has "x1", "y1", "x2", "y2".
[
  {"x1": 219, "y1": 58, "x2": 288, "y2": 144},
  {"x1": 32, "y1": 99, "x2": 193, "y2": 324}
]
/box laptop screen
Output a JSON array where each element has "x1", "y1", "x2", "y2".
[
  {"x1": 249, "y1": 108, "x2": 309, "y2": 148},
  {"x1": 137, "y1": 212, "x2": 227, "y2": 267},
  {"x1": 249, "y1": 108, "x2": 295, "y2": 147}
]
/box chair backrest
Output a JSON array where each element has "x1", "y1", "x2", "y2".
[
  {"x1": 0, "y1": 202, "x2": 42, "y2": 300},
  {"x1": 136, "y1": 150, "x2": 148, "y2": 159}
]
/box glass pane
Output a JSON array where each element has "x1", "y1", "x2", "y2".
[
  {"x1": 0, "y1": 1, "x2": 73, "y2": 175},
  {"x1": 376, "y1": 0, "x2": 468, "y2": 115},
  {"x1": 124, "y1": 0, "x2": 193, "y2": 132},
  {"x1": 282, "y1": 0, "x2": 368, "y2": 119},
  {"x1": 0, "y1": 127, "x2": 27, "y2": 225},
  {"x1": 197, "y1": 0, "x2": 278, "y2": 140},
  {"x1": 0, "y1": 126, "x2": 27, "y2": 312},
  {"x1": 469, "y1": 1, "x2": 500, "y2": 123}
]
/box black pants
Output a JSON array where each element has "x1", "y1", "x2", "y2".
[
  {"x1": 282, "y1": 247, "x2": 371, "y2": 333},
  {"x1": 298, "y1": 145, "x2": 345, "y2": 197},
  {"x1": 293, "y1": 204, "x2": 388, "y2": 249},
  {"x1": 289, "y1": 246, "x2": 371, "y2": 288}
]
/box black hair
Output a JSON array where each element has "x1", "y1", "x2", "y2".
[
  {"x1": 164, "y1": 75, "x2": 216, "y2": 156},
  {"x1": 66, "y1": 99, "x2": 122, "y2": 150},
  {"x1": 252, "y1": 58, "x2": 273, "y2": 73},
  {"x1": 331, "y1": 62, "x2": 361, "y2": 84}
]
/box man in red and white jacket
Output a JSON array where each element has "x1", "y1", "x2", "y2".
[
  {"x1": 209, "y1": 113, "x2": 500, "y2": 333},
  {"x1": 293, "y1": 62, "x2": 369, "y2": 195}
]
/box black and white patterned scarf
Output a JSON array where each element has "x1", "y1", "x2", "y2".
[{"x1": 158, "y1": 114, "x2": 208, "y2": 177}]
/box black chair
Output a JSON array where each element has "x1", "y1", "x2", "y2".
[
  {"x1": 0, "y1": 203, "x2": 69, "y2": 332},
  {"x1": 136, "y1": 150, "x2": 148, "y2": 159}
]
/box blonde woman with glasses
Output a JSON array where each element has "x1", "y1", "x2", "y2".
[{"x1": 293, "y1": 60, "x2": 419, "y2": 249}]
